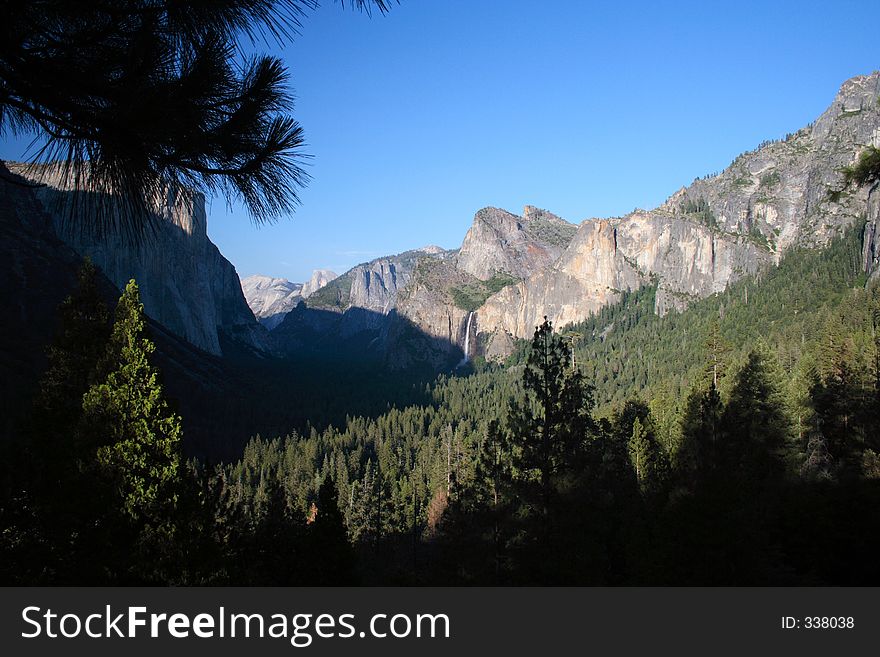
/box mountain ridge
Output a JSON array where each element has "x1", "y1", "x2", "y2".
[
  {"x1": 264, "y1": 71, "x2": 880, "y2": 367},
  {"x1": 241, "y1": 269, "x2": 338, "y2": 330}
]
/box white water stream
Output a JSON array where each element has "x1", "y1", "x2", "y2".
[{"x1": 456, "y1": 311, "x2": 475, "y2": 368}]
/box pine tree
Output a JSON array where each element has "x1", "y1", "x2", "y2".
[
  {"x1": 249, "y1": 467, "x2": 300, "y2": 584},
  {"x1": 720, "y1": 349, "x2": 791, "y2": 486},
  {"x1": 678, "y1": 382, "x2": 723, "y2": 490},
  {"x1": 1, "y1": 1, "x2": 396, "y2": 227},
  {"x1": 628, "y1": 417, "x2": 669, "y2": 497},
  {"x1": 508, "y1": 318, "x2": 595, "y2": 546},
  {"x1": 31, "y1": 259, "x2": 111, "y2": 493},
  {"x1": 474, "y1": 420, "x2": 511, "y2": 512},
  {"x1": 475, "y1": 419, "x2": 513, "y2": 579},
  {"x1": 348, "y1": 461, "x2": 375, "y2": 543},
  {"x1": 613, "y1": 401, "x2": 669, "y2": 500},
  {"x1": 704, "y1": 319, "x2": 731, "y2": 388},
  {"x1": 15, "y1": 259, "x2": 112, "y2": 582},
  {"x1": 810, "y1": 314, "x2": 862, "y2": 468},
  {"x1": 80, "y1": 279, "x2": 183, "y2": 575},
  {"x1": 309, "y1": 476, "x2": 356, "y2": 584}
]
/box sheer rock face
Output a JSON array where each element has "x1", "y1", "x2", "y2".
[
  {"x1": 275, "y1": 72, "x2": 880, "y2": 366},
  {"x1": 865, "y1": 186, "x2": 880, "y2": 281},
  {"x1": 272, "y1": 247, "x2": 448, "y2": 353},
  {"x1": 477, "y1": 72, "x2": 880, "y2": 349},
  {"x1": 456, "y1": 206, "x2": 577, "y2": 281},
  {"x1": 478, "y1": 212, "x2": 769, "y2": 338},
  {"x1": 240, "y1": 275, "x2": 304, "y2": 330},
  {"x1": 348, "y1": 258, "x2": 409, "y2": 316},
  {"x1": 392, "y1": 254, "x2": 483, "y2": 369},
  {"x1": 7, "y1": 163, "x2": 269, "y2": 356},
  {"x1": 271, "y1": 209, "x2": 579, "y2": 367},
  {"x1": 241, "y1": 269, "x2": 337, "y2": 330},
  {"x1": 663, "y1": 73, "x2": 880, "y2": 255},
  {"x1": 301, "y1": 269, "x2": 338, "y2": 298}
]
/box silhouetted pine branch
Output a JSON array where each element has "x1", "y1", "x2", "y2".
[{"x1": 0, "y1": 0, "x2": 396, "y2": 236}]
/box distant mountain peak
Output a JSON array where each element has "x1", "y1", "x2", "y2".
[
  {"x1": 417, "y1": 245, "x2": 446, "y2": 255},
  {"x1": 457, "y1": 205, "x2": 577, "y2": 280},
  {"x1": 242, "y1": 269, "x2": 338, "y2": 330}
]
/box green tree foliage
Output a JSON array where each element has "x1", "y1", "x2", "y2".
[
  {"x1": 718, "y1": 348, "x2": 791, "y2": 486},
  {"x1": 678, "y1": 383, "x2": 723, "y2": 490},
  {"x1": 624, "y1": 413, "x2": 669, "y2": 500},
  {"x1": 509, "y1": 318, "x2": 595, "y2": 525},
  {"x1": 809, "y1": 312, "x2": 867, "y2": 474},
  {"x1": 841, "y1": 146, "x2": 880, "y2": 192},
  {"x1": 7, "y1": 222, "x2": 880, "y2": 585},
  {"x1": 198, "y1": 230, "x2": 880, "y2": 585},
  {"x1": 80, "y1": 280, "x2": 183, "y2": 579},
  {"x1": 308, "y1": 476, "x2": 357, "y2": 584},
  {"x1": 30, "y1": 259, "x2": 111, "y2": 496},
  {"x1": 1, "y1": 260, "x2": 111, "y2": 583},
  {"x1": 474, "y1": 420, "x2": 512, "y2": 515},
  {"x1": 704, "y1": 319, "x2": 731, "y2": 388},
  {"x1": 437, "y1": 419, "x2": 513, "y2": 583}
]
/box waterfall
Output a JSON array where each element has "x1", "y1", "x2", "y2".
[{"x1": 456, "y1": 311, "x2": 475, "y2": 368}]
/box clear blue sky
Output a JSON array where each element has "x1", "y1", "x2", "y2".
[{"x1": 3, "y1": 1, "x2": 879, "y2": 282}]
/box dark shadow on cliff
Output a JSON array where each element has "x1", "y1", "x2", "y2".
[
  {"x1": 202, "y1": 304, "x2": 468, "y2": 460},
  {"x1": 114, "y1": 303, "x2": 467, "y2": 461},
  {"x1": 0, "y1": 163, "x2": 468, "y2": 462}
]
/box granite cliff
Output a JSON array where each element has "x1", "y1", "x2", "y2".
[
  {"x1": 5, "y1": 162, "x2": 270, "y2": 357},
  {"x1": 241, "y1": 269, "x2": 338, "y2": 330},
  {"x1": 476, "y1": 72, "x2": 880, "y2": 352},
  {"x1": 456, "y1": 205, "x2": 577, "y2": 280},
  {"x1": 263, "y1": 72, "x2": 880, "y2": 367},
  {"x1": 271, "y1": 246, "x2": 448, "y2": 360}
]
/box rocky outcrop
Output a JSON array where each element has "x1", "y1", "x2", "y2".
[
  {"x1": 241, "y1": 275, "x2": 304, "y2": 330},
  {"x1": 479, "y1": 212, "x2": 769, "y2": 337},
  {"x1": 270, "y1": 72, "x2": 880, "y2": 367},
  {"x1": 392, "y1": 254, "x2": 484, "y2": 368},
  {"x1": 242, "y1": 269, "x2": 338, "y2": 330},
  {"x1": 664, "y1": 74, "x2": 880, "y2": 255},
  {"x1": 476, "y1": 72, "x2": 880, "y2": 350},
  {"x1": 272, "y1": 246, "x2": 450, "y2": 358},
  {"x1": 865, "y1": 185, "x2": 880, "y2": 281},
  {"x1": 301, "y1": 269, "x2": 338, "y2": 298},
  {"x1": 343, "y1": 212, "x2": 579, "y2": 366},
  {"x1": 6, "y1": 162, "x2": 270, "y2": 357},
  {"x1": 271, "y1": 210, "x2": 579, "y2": 367},
  {"x1": 456, "y1": 205, "x2": 577, "y2": 280}
]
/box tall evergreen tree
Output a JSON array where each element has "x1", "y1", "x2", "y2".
[
  {"x1": 508, "y1": 318, "x2": 595, "y2": 552},
  {"x1": 474, "y1": 419, "x2": 513, "y2": 580},
  {"x1": 810, "y1": 314, "x2": 863, "y2": 470},
  {"x1": 30, "y1": 259, "x2": 111, "y2": 493},
  {"x1": 719, "y1": 349, "x2": 791, "y2": 486},
  {"x1": 11, "y1": 259, "x2": 113, "y2": 582},
  {"x1": 627, "y1": 417, "x2": 668, "y2": 499},
  {"x1": 80, "y1": 279, "x2": 183, "y2": 579},
  {"x1": 704, "y1": 319, "x2": 731, "y2": 388},
  {"x1": 308, "y1": 476, "x2": 356, "y2": 584},
  {"x1": 612, "y1": 400, "x2": 669, "y2": 501},
  {"x1": 678, "y1": 382, "x2": 724, "y2": 490}
]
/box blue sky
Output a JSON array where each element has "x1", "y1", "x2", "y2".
[{"x1": 3, "y1": 1, "x2": 879, "y2": 281}]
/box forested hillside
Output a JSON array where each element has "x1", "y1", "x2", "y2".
[
  {"x1": 174, "y1": 226, "x2": 880, "y2": 584},
  {"x1": 7, "y1": 0, "x2": 880, "y2": 591},
  {"x1": 3, "y1": 214, "x2": 879, "y2": 584}
]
